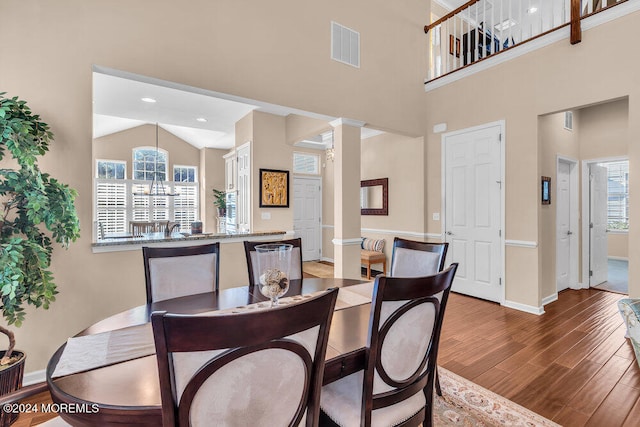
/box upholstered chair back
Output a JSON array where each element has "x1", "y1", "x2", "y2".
[
  {"x1": 390, "y1": 238, "x2": 448, "y2": 277},
  {"x1": 320, "y1": 264, "x2": 458, "y2": 427},
  {"x1": 143, "y1": 243, "x2": 220, "y2": 304},
  {"x1": 244, "y1": 238, "x2": 303, "y2": 286},
  {"x1": 152, "y1": 288, "x2": 338, "y2": 427}
]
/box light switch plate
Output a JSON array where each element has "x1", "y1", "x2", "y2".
[
  {"x1": 432, "y1": 213, "x2": 440, "y2": 221},
  {"x1": 261, "y1": 212, "x2": 271, "y2": 220}
]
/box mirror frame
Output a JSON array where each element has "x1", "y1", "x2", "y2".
[{"x1": 361, "y1": 178, "x2": 388, "y2": 216}]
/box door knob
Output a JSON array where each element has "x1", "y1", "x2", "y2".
[
  {"x1": 567, "y1": 231, "x2": 573, "y2": 235},
  {"x1": 446, "y1": 231, "x2": 453, "y2": 235}
]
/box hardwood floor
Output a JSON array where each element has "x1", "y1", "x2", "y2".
[
  {"x1": 14, "y1": 285, "x2": 637, "y2": 426},
  {"x1": 440, "y1": 288, "x2": 638, "y2": 426}
]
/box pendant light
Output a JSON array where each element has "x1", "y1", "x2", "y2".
[{"x1": 134, "y1": 123, "x2": 177, "y2": 196}]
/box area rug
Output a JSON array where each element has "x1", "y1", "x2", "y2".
[
  {"x1": 435, "y1": 368, "x2": 561, "y2": 426},
  {"x1": 303, "y1": 261, "x2": 336, "y2": 278}
]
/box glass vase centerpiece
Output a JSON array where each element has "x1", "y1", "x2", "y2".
[{"x1": 255, "y1": 243, "x2": 292, "y2": 306}]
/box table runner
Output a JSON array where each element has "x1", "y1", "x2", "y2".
[{"x1": 51, "y1": 284, "x2": 375, "y2": 379}]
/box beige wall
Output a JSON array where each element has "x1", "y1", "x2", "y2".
[
  {"x1": 200, "y1": 147, "x2": 227, "y2": 233},
  {"x1": 93, "y1": 124, "x2": 200, "y2": 178},
  {"x1": 322, "y1": 132, "x2": 427, "y2": 265},
  {"x1": 608, "y1": 233, "x2": 629, "y2": 259},
  {"x1": 538, "y1": 99, "x2": 629, "y2": 299},
  {"x1": 0, "y1": 0, "x2": 429, "y2": 373},
  {"x1": 425, "y1": 11, "x2": 640, "y2": 308}
]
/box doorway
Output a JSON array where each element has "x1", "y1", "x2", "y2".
[
  {"x1": 581, "y1": 157, "x2": 629, "y2": 293},
  {"x1": 442, "y1": 121, "x2": 504, "y2": 303},
  {"x1": 556, "y1": 157, "x2": 579, "y2": 292},
  {"x1": 293, "y1": 176, "x2": 322, "y2": 261}
]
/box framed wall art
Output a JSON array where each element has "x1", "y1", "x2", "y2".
[
  {"x1": 541, "y1": 176, "x2": 551, "y2": 205},
  {"x1": 259, "y1": 169, "x2": 289, "y2": 208}
]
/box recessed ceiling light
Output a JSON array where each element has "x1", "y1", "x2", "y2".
[
  {"x1": 527, "y1": 7, "x2": 538, "y2": 13},
  {"x1": 494, "y1": 19, "x2": 517, "y2": 31},
  {"x1": 196, "y1": 117, "x2": 207, "y2": 123},
  {"x1": 141, "y1": 97, "x2": 157, "y2": 103}
]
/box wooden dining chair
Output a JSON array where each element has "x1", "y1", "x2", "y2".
[
  {"x1": 390, "y1": 237, "x2": 449, "y2": 398},
  {"x1": 389, "y1": 237, "x2": 448, "y2": 278},
  {"x1": 130, "y1": 220, "x2": 157, "y2": 237},
  {"x1": 243, "y1": 238, "x2": 303, "y2": 286},
  {"x1": 320, "y1": 264, "x2": 458, "y2": 427},
  {"x1": 151, "y1": 287, "x2": 339, "y2": 427},
  {"x1": 142, "y1": 243, "x2": 220, "y2": 304}
]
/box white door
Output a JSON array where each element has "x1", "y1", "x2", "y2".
[
  {"x1": 444, "y1": 124, "x2": 502, "y2": 302},
  {"x1": 590, "y1": 164, "x2": 608, "y2": 286},
  {"x1": 293, "y1": 176, "x2": 321, "y2": 261},
  {"x1": 556, "y1": 161, "x2": 572, "y2": 291}
]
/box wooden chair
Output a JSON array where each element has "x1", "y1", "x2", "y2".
[
  {"x1": 151, "y1": 287, "x2": 339, "y2": 427},
  {"x1": 243, "y1": 238, "x2": 303, "y2": 286},
  {"x1": 130, "y1": 220, "x2": 157, "y2": 237},
  {"x1": 390, "y1": 237, "x2": 449, "y2": 397},
  {"x1": 390, "y1": 238, "x2": 448, "y2": 278},
  {"x1": 320, "y1": 264, "x2": 458, "y2": 427},
  {"x1": 142, "y1": 243, "x2": 220, "y2": 304}
]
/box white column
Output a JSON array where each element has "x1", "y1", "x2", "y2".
[{"x1": 330, "y1": 118, "x2": 365, "y2": 279}]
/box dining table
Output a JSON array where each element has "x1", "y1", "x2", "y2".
[{"x1": 46, "y1": 277, "x2": 374, "y2": 426}]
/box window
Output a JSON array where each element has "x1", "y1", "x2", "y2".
[
  {"x1": 293, "y1": 152, "x2": 320, "y2": 175},
  {"x1": 601, "y1": 160, "x2": 629, "y2": 231},
  {"x1": 95, "y1": 153, "x2": 199, "y2": 240},
  {"x1": 174, "y1": 165, "x2": 197, "y2": 182},
  {"x1": 96, "y1": 160, "x2": 126, "y2": 179},
  {"x1": 133, "y1": 147, "x2": 167, "y2": 181}
]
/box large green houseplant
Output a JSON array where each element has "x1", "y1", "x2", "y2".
[{"x1": 0, "y1": 93, "x2": 80, "y2": 369}]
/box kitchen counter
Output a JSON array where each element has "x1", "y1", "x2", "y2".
[{"x1": 92, "y1": 230, "x2": 288, "y2": 253}]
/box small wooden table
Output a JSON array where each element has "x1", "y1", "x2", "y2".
[
  {"x1": 46, "y1": 278, "x2": 371, "y2": 426},
  {"x1": 361, "y1": 250, "x2": 387, "y2": 279}
]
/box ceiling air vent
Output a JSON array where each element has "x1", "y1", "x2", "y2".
[{"x1": 331, "y1": 21, "x2": 360, "y2": 68}]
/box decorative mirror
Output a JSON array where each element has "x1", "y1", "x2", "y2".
[{"x1": 361, "y1": 178, "x2": 388, "y2": 215}]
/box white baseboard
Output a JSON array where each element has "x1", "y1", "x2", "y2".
[
  {"x1": 321, "y1": 257, "x2": 334, "y2": 263},
  {"x1": 570, "y1": 282, "x2": 589, "y2": 290},
  {"x1": 542, "y1": 293, "x2": 558, "y2": 306},
  {"x1": 24, "y1": 369, "x2": 46, "y2": 386},
  {"x1": 502, "y1": 300, "x2": 545, "y2": 315}
]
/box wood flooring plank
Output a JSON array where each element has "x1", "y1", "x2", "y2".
[
  {"x1": 567, "y1": 355, "x2": 633, "y2": 415},
  {"x1": 622, "y1": 395, "x2": 640, "y2": 427},
  {"x1": 586, "y1": 382, "x2": 640, "y2": 427},
  {"x1": 553, "y1": 406, "x2": 590, "y2": 427}
]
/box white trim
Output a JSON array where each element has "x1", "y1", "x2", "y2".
[
  {"x1": 323, "y1": 225, "x2": 442, "y2": 241},
  {"x1": 442, "y1": 120, "x2": 506, "y2": 305},
  {"x1": 556, "y1": 156, "x2": 580, "y2": 292},
  {"x1": 542, "y1": 293, "x2": 559, "y2": 306},
  {"x1": 321, "y1": 256, "x2": 335, "y2": 263},
  {"x1": 425, "y1": 1, "x2": 640, "y2": 91},
  {"x1": 505, "y1": 240, "x2": 538, "y2": 248},
  {"x1": 24, "y1": 369, "x2": 46, "y2": 386},
  {"x1": 360, "y1": 228, "x2": 443, "y2": 240},
  {"x1": 332, "y1": 238, "x2": 362, "y2": 246},
  {"x1": 293, "y1": 176, "x2": 322, "y2": 261},
  {"x1": 329, "y1": 118, "x2": 366, "y2": 128},
  {"x1": 503, "y1": 300, "x2": 545, "y2": 315},
  {"x1": 581, "y1": 156, "x2": 629, "y2": 288},
  {"x1": 607, "y1": 229, "x2": 629, "y2": 235}
]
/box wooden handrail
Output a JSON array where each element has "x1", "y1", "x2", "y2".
[{"x1": 424, "y1": 0, "x2": 482, "y2": 33}]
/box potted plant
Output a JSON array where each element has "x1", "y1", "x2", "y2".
[
  {"x1": 213, "y1": 188, "x2": 226, "y2": 217},
  {"x1": 0, "y1": 93, "x2": 80, "y2": 425}
]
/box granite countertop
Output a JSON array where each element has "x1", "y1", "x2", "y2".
[{"x1": 92, "y1": 230, "x2": 287, "y2": 248}]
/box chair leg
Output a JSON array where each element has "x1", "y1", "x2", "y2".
[
  {"x1": 435, "y1": 367, "x2": 442, "y2": 396},
  {"x1": 367, "y1": 263, "x2": 372, "y2": 280}
]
